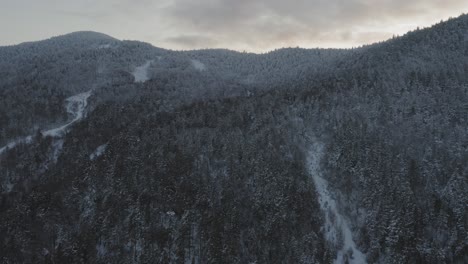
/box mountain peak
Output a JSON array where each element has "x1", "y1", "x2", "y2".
[{"x1": 52, "y1": 31, "x2": 118, "y2": 42}]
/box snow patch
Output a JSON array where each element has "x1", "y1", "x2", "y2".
[
  {"x1": 307, "y1": 142, "x2": 367, "y2": 264},
  {"x1": 132, "y1": 60, "x2": 153, "y2": 83},
  {"x1": 98, "y1": 44, "x2": 111, "y2": 49},
  {"x1": 51, "y1": 139, "x2": 64, "y2": 163},
  {"x1": 90, "y1": 144, "x2": 107, "y2": 160},
  {"x1": 191, "y1": 59, "x2": 206, "y2": 71},
  {"x1": 4, "y1": 180, "x2": 14, "y2": 193},
  {"x1": 96, "y1": 242, "x2": 107, "y2": 258},
  {"x1": 166, "y1": 211, "x2": 176, "y2": 216},
  {"x1": 0, "y1": 135, "x2": 32, "y2": 155}
]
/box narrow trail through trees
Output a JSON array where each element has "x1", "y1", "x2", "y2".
[
  {"x1": 307, "y1": 142, "x2": 367, "y2": 264},
  {"x1": 0, "y1": 90, "x2": 92, "y2": 155}
]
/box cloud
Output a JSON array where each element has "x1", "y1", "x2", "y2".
[
  {"x1": 159, "y1": 0, "x2": 468, "y2": 50},
  {"x1": 0, "y1": 0, "x2": 467, "y2": 51}
]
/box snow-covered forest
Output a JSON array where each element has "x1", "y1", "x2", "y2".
[{"x1": 0, "y1": 15, "x2": 467, "y2": 264}]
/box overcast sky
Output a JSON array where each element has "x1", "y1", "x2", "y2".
[{"x1": 1, "y1": 0, "x2": 467, "y2": 52}]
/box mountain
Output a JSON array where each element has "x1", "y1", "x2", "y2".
[{"x1": 0, "y1": 15, "x2": 467, "y2": 263}]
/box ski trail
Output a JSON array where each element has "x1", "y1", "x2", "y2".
[
  {"x1": 43, "y1": 90, "x2": 92, "y2": 137},
  {"x1": 307, "y1": 142, "x2": 367, "y2": 264},
  {"x1": 132, "y1": 60, "x2": 153, "y2": 83},
  {"x1": 0, "y1": 90, "x2": 92, "y2": 155}
]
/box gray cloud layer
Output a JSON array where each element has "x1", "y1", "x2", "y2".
[
  {"x1": 1, "y1": 0, "x2": 467, "y2": 51},
  {"x1": 160, "y1": 0, "x2": 467, "y2": 50}
]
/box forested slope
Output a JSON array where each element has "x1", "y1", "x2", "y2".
[{"x1": 0, "y1": 15, "x2": 467, "y2": 264}]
